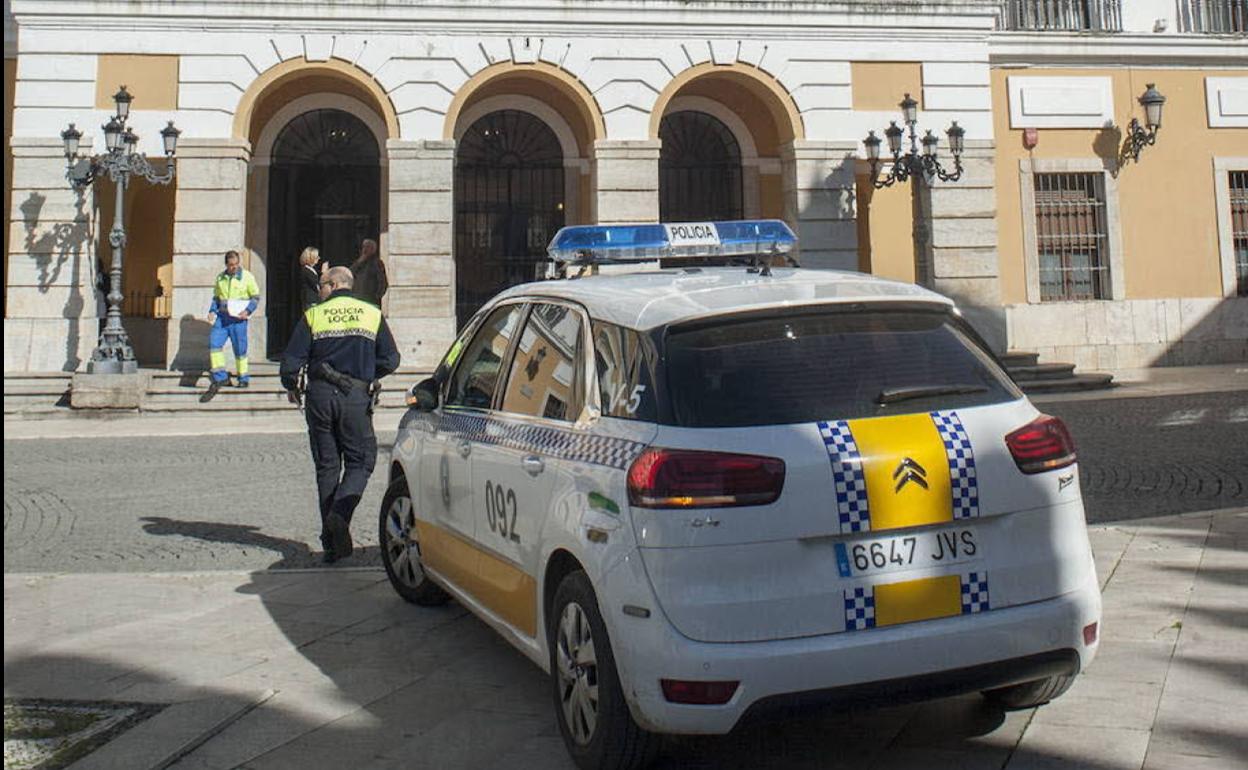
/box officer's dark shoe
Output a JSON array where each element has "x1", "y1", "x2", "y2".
[
  {"x1": 322, "y1": 549, "x2": 338, "y2": 565},
  {"x1": 326, "y1": 514, "x2": 354, "y2": 559},
  {"x1": 236, "y1": 380, "x2": 249, "y2": 389},
  {"x1": 199, "y1": 382, "x2": 221, "y2": 403}
]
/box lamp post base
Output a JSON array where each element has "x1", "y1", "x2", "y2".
[
  {"x1": 88, "y1": 334, "x2": 139, "y2": 375},
  {"x1": 87, "y1": 358, "x2": 139, "y2": 375}
]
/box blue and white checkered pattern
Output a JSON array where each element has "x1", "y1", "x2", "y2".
[
  {"x1": 843, "y1": 586, "x2": 876, "y2": 631},
  {"x1": 819, "y1": 420, "x2": 871, "y2": 533},
  {"x1": 961, "y1": 572, "x2": 990, "y2": 614},
  {"x1": 931, "y1": 411, "x2": 979, "y2": 520},
  {"x1": 439, "y1": 411, "x2": 646, "y2": 470}
]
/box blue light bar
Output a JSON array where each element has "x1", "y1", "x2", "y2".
[{"x1": 547, "y1": 219, "x2": 797, "y2": 264}]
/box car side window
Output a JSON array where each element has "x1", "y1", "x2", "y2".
[
  {"x1": 446, "y1": 304, "x2": 525, "y2": 410},
  {"x1": 500, "y1": 303, "x2": 584, "y2": 422},
  {"x1": 593, "y1": 321, "x2": 657, "y2": 421}
]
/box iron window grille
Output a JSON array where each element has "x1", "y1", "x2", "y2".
[
  {"x1": 1176, "y1": 0, "x2": 1248, "y2": 34},
  {"x1": 659, "y1": 111, "x2": 744, "y2": 223},
  {"x1": 1231, "y1": 170, "x2": 1248, "y2": 297},
  {"x1": 1001, "y1": 0, "x2": 1123, "y2": 32},
  {"x1": 1034, "y1": 172, "x2": 1111, "y2": 301}
]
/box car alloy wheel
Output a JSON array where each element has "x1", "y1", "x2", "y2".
[
  {"x1": 556, "y1": 600, "x2": 599, "y2": 746},
  {"x1": 384, "y1": 493, "x2": 423, "y2": 588}
]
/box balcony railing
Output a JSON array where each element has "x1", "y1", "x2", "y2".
[
  {"x1": 1176, "y1": 0, "x2": 1248, "y2": 33},
  {"x1": 1002, "y1": 0, "x2": 1123, "y2": 32}
]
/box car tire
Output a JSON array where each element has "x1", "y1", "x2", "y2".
[
  {"x1": 983, "y1": 674, "x2": 1076, "y2": 709},
  {"x1": 550, "y1": 570, "x2": 659, "y2": 770},
  {"x1": 379, "y1": 478, "x2": 449, "y2": 606}
]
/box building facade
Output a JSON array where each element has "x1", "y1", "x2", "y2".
[{"x1": 3, "y1": 0, "x2": 1246, "y2": 374}]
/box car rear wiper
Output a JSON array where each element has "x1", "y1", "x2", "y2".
[{"x1": 876, "y1": 384, "x2": 989, "y2": 405}]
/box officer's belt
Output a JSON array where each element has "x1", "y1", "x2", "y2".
[{"x1": 310, "y1": 369, "x2": 371, "y2": 391}]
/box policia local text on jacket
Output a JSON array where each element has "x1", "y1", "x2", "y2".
[{"x1": 280, "y1": 287, "x2": 401, "y2": 562}]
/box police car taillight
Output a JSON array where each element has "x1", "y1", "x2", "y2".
[
  {"x1": 661, "y1": 679, "x2": 739, "y2": 705},
  {"x1": 627, "y1": 448, "x2": 785, "y2": 509},
  {"x1": 1005, "y1": 415, "x2": 1077, "y2": 474}
]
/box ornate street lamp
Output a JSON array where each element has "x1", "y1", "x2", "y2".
[
  {"x1": 864, "y1": 93, "x2": 965, "y2": 189},
  {"x1": 61, "y1": 86, "x2": 180, "y2": 374},
  {"x1": 1121, "y1": 83, "x2": 1166, "y2": 164}
]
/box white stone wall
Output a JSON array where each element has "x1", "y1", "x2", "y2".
[{"x1": 1007, "y1": 298, "x2": 1248, "y2": 370}]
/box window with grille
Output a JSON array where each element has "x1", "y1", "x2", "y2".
[
  {"x1": 1232, "y1": 170, "x2": 1248, "y2": 297},
  {"x1": 1034, "y1": 172, "x2": 1110, "y2": 301}
]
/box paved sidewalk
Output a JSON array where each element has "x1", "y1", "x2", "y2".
[{"x1": 4, "y1": 510, "x2": 1245, "y2": 769}]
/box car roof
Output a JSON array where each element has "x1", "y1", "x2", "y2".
[{"x1": 493, "y1": 267, "x2": 955, "y2": 330}]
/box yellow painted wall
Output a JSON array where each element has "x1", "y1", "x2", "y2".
[
  {"x1": 760, "y1": 173, "x2": 784, "y2": 220},
  {"x1": 856, "y1": 174, "x2": 918, "y2": 282},
  {"x1": 96, "y1": 173, "x2": 177, "y2": 318},
  {"x1": 993, "y1": 67, "x2": 1248, "y2": 303},
  {"x1": 96, "y1": 55, "x2": 179, "y2": 110},
  {"x1": 4, "y1": 57, "x2": 16, "y2": 315},
  {"x1": 852, "y1": 62, "x2": 924, "y2": 112}
]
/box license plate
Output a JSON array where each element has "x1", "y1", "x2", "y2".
[{"x1": 834, "y1": 526, "x2": 980, "y2": 578}]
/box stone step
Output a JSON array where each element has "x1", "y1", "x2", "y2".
[
  {"x1": 1000, "y1": 350, "x2": 1040, "y2": 368},
  {"x1": 1017, "y1": 373, "x2": 1117, "y2": 394},
  {"x1": 1009, "y1": 362, "x2": 1078, "y2": 382},
  {"x1": 3, "y1": 382, "x2": 74, "y2": 396}
]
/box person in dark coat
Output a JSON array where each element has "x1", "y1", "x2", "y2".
[
  {"x1": 298, "y1": 246, "x2": 326, "y2": 310},
  {"x1": 350, "y1": 238, "x2": 388, "y2": 307}
]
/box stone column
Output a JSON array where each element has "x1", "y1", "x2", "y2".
[
  {"x1": 593, "y1": 140, "x2": 660, "y2": 224},
  {"x1": 386, "y1": 139, "x2": 456, "y2": 372},
  {"x1": 167, "y1": 139, "x2": 249, "y2": 372},
  {"x1": 917, "y1": 141, "x2": 1006, "y2": 352},
  {"x1": 4, "y1": 137, "x2": 99, "y2": 372},
  {"x1": 781, "y1": 141, "x2": 859, "y2": 270}
]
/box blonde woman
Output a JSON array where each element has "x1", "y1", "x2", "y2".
[{"x1": 298, "y1": 246, "x2": 325, "y2": 310}]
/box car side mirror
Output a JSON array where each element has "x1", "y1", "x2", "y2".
[{"x1": 407, "y1": 377, "x2": 440, "y2": 412}]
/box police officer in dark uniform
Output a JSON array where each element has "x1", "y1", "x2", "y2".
[{"x1": 281, "y1": 266, "x2": 400, "y2": 563}]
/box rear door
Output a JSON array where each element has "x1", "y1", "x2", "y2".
[{"x1": 632, "y1": 305, "x2": 1093, "y2": 642}]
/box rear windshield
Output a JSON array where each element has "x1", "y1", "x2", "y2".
[{"x1": 663, "y1": 308, "x2": 1020, "y2": 428}]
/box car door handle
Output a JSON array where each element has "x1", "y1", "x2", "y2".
[
  {"x1": 521, "y1": 455, "x2": 545, "y2": 476},
  {"x1": 457, "y1": 440, "x2": 472, "y2": 459}
]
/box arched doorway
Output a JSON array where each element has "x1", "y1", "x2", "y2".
[
  {"x1": 454, "y1": 109, "x2": 565, "y2": 327},
  {"x1": 659, "y1": 111, "x2": 744, "y2": 222},
  {"x1": 266, "y1": 108, "x2": 380, "y2": 350}
]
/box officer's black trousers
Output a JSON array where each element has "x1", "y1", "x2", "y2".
[{"x1": 303, "y1": 380, "x2": 377, "y2": 539}]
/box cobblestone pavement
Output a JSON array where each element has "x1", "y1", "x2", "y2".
[
  {"x1": 1045, "y1": 392, "x2": 1248, "y2": 521},
  {"x1": 4, "y1": 391, "x2": 1246, "y2": 574}
]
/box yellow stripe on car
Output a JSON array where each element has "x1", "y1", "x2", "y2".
[{"x1": 846, "y1": 413, "x2": 953, "y2": 532}]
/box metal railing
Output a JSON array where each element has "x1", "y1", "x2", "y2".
[
  {"x1": 1176, "y1": 0, "x2": 1248, "y2": 33},
  {"x1": 122, "y1": 290, "x2": 173, "y2": 319},
  {"x1": 1001, "y1": 0, "x2": 1123, "y2": 32}
]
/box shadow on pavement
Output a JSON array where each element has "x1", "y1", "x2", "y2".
[{"x1": 139, "y1": 516, "x2": 381, "y2": 570}]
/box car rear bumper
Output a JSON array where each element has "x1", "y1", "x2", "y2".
[{"x1": 606, "y1": 573, "x2": 1100, "y2": 735}]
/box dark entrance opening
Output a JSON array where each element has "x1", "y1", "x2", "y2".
[
  {"x1": 454, "y1": 109, "x2": 565, "y2": 329},
  {"x1": 267, "y1": 108, "x2": 380, "y2": 353},
  {"x1": 659, "y1": 110, "x2": 744, "y2": 222}
]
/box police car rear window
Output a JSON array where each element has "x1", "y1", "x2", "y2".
[{"x1": 663, "y1": 308, "x2": 1020, "y2": 428}]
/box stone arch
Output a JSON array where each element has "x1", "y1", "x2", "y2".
[
  {"x1": 454, "y1": 95, "x2": 581, "y2": 168},
  {"x1": 648, "y1": 62, "x2": 804, "y2": 146},
  {"x1": 253, "y1": 93, "x2": 389, "y2": 165},
  {"x1": 232, "y1": 57, "x2": 400, "y2": 144},
  {"x1": 443, "y1": 62, "x2": 606, "y2": 149},
  {"x1": 651, "y1": 63, "x2": 802, "y2": 220}
]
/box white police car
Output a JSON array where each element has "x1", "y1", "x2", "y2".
[{"x1": 380, "y1": 220, "x2": 1101, "y2": 770}]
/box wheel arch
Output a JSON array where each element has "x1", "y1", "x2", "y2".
[{"x1": 543, "y1": 548, "x2": 586, "y2": 638}]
